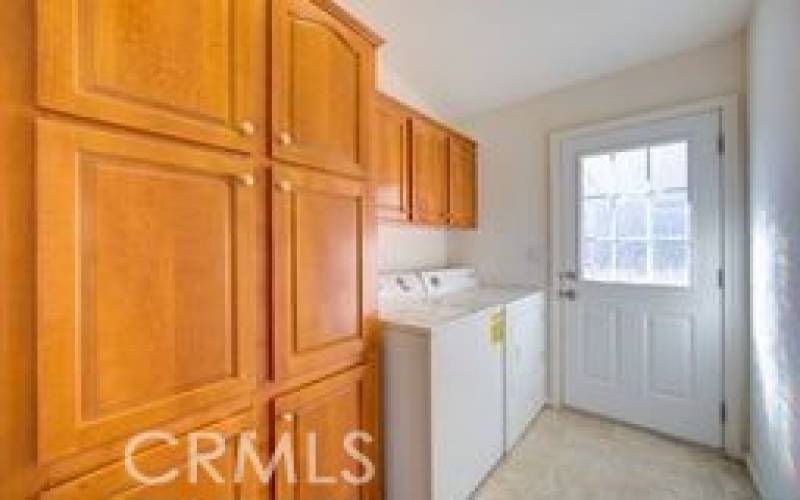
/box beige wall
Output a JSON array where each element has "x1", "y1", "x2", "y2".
[
  {"x1": 447, "y1": 33, "x2": 747, "y2": 286},
  {"x1": 377, "y1": 224, "x2": 448, "y2": 272},
  {"x1": 375, "y1": 50, "x2": 449, "y2": 272},
  {"x1": 748, "y1": 0, "x2": 800, "y2": 496}
]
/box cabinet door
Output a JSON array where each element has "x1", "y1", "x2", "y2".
[
  {"x1": 273, "y1": 365, "x2": 378, "y2": 500},
  {"x1": 271, "y1": 165, "x2": 368, "y2": 380},
  {"x1": 38, "y1": 0, "x2": 263, "y2": 151},
  {"x1": 448, "y1": 136, "x2": 477, "y2": 228},
  {"x1": 411, "y1": 118, "x2": 449, "y2": 225},
  {"x1": 374, "y1": 96, "x2": 411, "y2": 221},
  {"x1": 41, "y1": 413, "x2": 258, "y2": 500},
  {"x1": 37, "y1": 119, "x2": 256, "y2": 462},
  {"x1": 272, "y1": 0, "x2": 375, "y2": 177}
]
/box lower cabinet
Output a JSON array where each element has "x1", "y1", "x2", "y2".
[
  {"x1": 41, "y1": 413, "x2": 258, "y2": 500},
  {"x1": 271, "y1": 364, "x2": 379, "y2": 500}
]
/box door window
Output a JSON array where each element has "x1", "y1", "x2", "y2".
[{"x1": 580, "y1": 141, "x2": 690, "y2": 286}]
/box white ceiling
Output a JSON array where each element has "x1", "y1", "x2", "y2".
[{"x1": 336, "y1": 0, "x2": 753, "y2": 118}]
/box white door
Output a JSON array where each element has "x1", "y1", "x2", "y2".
[{"x1": 559, "y1": 112, "x2": 723, "y2": 447}]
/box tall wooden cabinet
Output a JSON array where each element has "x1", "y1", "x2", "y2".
[
  {"x1": 0, "y1": 0, "x2": 382, "y2": 498},
  {"x1": 265, "y1": 2, "x2": 382, "y2": 496}
]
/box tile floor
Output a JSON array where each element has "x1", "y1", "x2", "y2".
[{"x1": 474, "y1": 409, "x2": 758, "y2": 500}]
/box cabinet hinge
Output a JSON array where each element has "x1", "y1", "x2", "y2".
[
  {"x1": 720, "y1": 402, "x2": 727, "y2": 423},
  {"x1": 718, "y1": 134, "x2": 726, "y2": 155},
  {"x1": 717, "y1": 268, "x2": 725, "y2": 290}
]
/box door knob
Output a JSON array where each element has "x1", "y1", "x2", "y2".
[
  {"x1": 559, "y1": 271, "x2": 578, "y2": 281},
  {"x1": 558, "y1": 289, "x2": 577, "y2": 301},
  {"x1": 275, "y1": 180, "x2": 292, "y2": 192},
  {"x1": 239, "y1": 120, "x2": 256, "y2": 137}
]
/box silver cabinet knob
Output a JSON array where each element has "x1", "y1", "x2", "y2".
[
  {"x1": 238, "y1": 173, "x2": 255, "y2": 186},
  {"x1": 282, "y1": 412, "x2": 294, "y2": 423},
  {"x1": 239, "y1": 120, "x2": 256, "y2": 137},
  {"x1": 276, "y1": 180, "x2": 292, "y2": 192},
  {"x1": 278, "y1": 131, "x2": 292, "y2": 146}
]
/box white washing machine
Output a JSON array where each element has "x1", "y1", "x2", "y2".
[
  {"x1": 418, "y1": 268, "x2": 547, "y2": 452},
  {"x1": 379, "y1": 271, "x2": 505, "y2": 500},
  {"x1": 379, "y1": 268, "x2": 547, "y2": 500}
]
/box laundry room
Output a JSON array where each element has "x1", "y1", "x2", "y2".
[{"x1": 2, "y1": 1, "x2": 798, "y2": 499}]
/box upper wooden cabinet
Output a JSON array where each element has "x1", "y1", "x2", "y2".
[
  {"x1": 36, "y1": 119, "x2": 256, "y2": 462},
  {"x1": 271, "y1": 164, "x2": 368, "y2": 381},
  {"x1": 448, "y1": 136, "x2": 477, "y2": 228},
  {"x1": 411, "y1": 117, "x2": 449, "y2": 225},
  {"x1": 38, "y1": 0, "x2": 264, "y2": 152},
  {"x1": 271, "y1": 0, "x2": 381, "y2": 177},
  {"x1": 374, "y1": 95, "x2": 411, "y2": 221},
  {"x1": 373, "y1": 95, "x2": 478, "y2": 228}
]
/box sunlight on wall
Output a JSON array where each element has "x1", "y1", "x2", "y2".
[
  {"x1": 751, "y1": 210, "x2": 799, "y2": 490},
  {"x1": 748, "y1": 0, "x2": 800, "y2": 495}
]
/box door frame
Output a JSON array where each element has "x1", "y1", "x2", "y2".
[{"x1": 548, "y1": 95, "x2": 747, "y2": 457}]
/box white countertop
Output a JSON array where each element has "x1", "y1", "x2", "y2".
[{"x1": 379, "y1": 286, "x2": 545, "y2": 330}]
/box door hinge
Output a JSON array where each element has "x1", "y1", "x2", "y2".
[
  {"x1": 717, "y1": 134, "x2": 726, "y2": 155},
  {"x1": 720, "y1": 402, "x2": 727, "y2": 423},
  {"x1": 717, "y1": 268, "x2": 725, "y2": 290}
]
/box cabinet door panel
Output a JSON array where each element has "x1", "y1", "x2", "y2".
[
  {"x1": 41, "y1": 413, "x2": 257, "y2": 500},
  {"x1": 411, "y1": 118, "x2": 449, "y2": 225},
  {"x1": 37, "y1": 120, "x2": 256, "y2": 461},
  {"x1": 38, "y1": 0, "x2": 263, "y2": 151},
  {"x1": 273, "y1": 366, "x2": 378, "y2": 500},
  {"x1": 448, "y1": 136, "x2": 477, "y2": 228},
  {"x1": 374, "y1": 96, "x2": 411, "y2": 221},
  {"x1": 272, "y1": 165, "x2": 367, "y2": 380},
  {"x1": 272, "y1": 0, "x2": 374, "y2": 176}
]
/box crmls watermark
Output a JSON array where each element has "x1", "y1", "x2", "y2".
[{"x1": 124, "y1": 430, "x2": 375, "y2": 486}]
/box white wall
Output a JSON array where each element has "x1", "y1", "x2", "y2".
[
  {"x1": 377, "y1": 224, "x2": 448, "y2": 272},
  {"x1": 375, "y1": 49, "x2": 449, "y2": 271},
  {"x1": 448, "y1": 33, "x2": 747, "y2": 286},
  {"x1": 748, "y1": 0, "x2": 800, "y2": 497}
]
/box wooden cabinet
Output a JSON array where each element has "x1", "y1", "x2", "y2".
[
  {"x1": 448, "y1": 136, "x2": 477, "y2": 228},
  {"x1": 41, "y1": 414, "x2": 258, "y2": 500},
  {"x1": 271, "y1": 0, "x2": 380, "y2": 177},
  {"x1": 38, "y1": 0, "x2": 264, "y2": 152},
  {"x1": 411, "y1": 117, "x2": 450, "y2": 225},
  {"x1": 374, "y1": 95, "x2": 411, "y2": 221},
  {"x1": 37, "y1": 119, "x2": 256, "y2": 461},
  {"x1": 411, "y1": 118, "x2": 448, "y2": 225},
  {"x1": 271, "y1": 164, "x2": 369, "y2": 381},
  {"x1": 16, "y1": 1, "x2": 382, "y2": 496},
  {"x1": 374, "y1": 95, "x2": 478, "y2": 228},
  {"x1": 272, "y1": 365, "x2": 378, "y2": 500}
]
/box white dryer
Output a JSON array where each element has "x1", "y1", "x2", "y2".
[{"x1": 418, "y1": 268, "x2": 547, "y2": 452}]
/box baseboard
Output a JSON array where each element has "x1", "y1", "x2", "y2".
[{"x1": 745, "y1": 453, "x2": 764, "y2": 499}]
